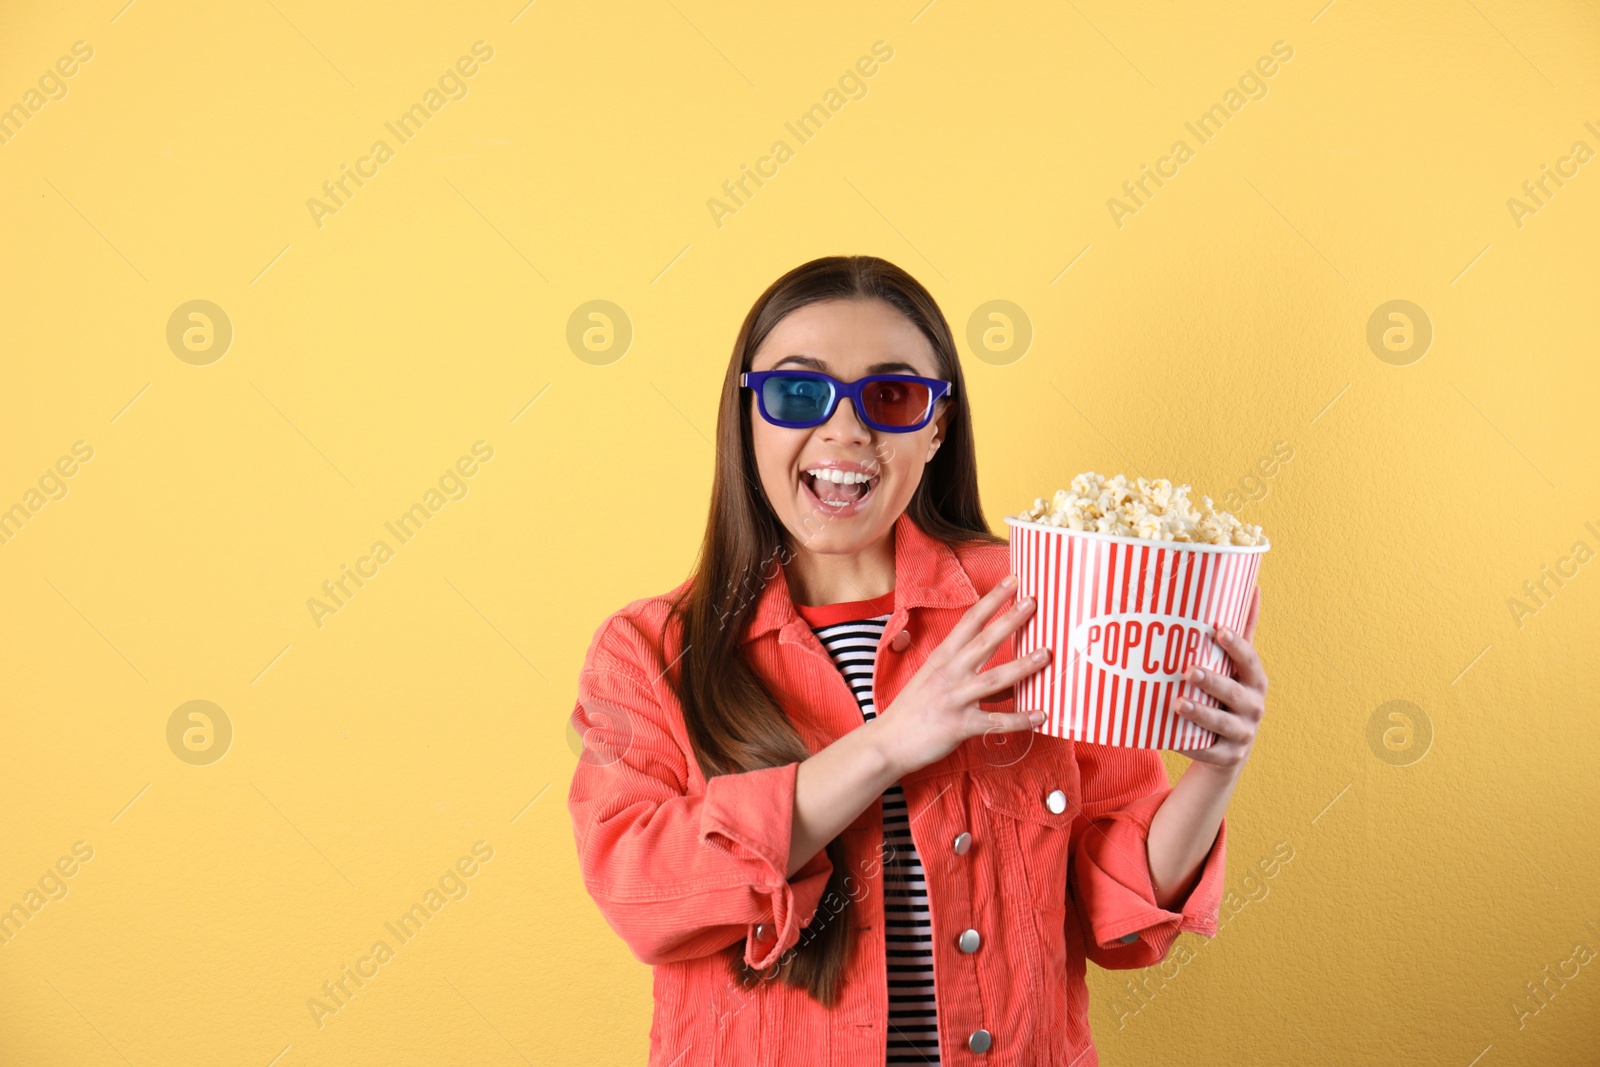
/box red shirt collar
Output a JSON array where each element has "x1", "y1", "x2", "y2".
[{"x1": 793, "y1": 589, "x2": 897, "y2": 628}]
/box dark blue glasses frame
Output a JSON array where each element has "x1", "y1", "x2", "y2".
[{"x1": 740, "y1": 370, "x2": 952, "y2": 433}]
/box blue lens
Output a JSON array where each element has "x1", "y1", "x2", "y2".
[{"x1": 763, "y1": 375, "x2": 833, "y2": 423}]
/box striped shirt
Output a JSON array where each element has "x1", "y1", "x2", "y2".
[{"x1": 795, "y1": 591, "x2": 939, "y2": 1065}]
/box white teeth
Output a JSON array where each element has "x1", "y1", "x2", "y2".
[{"x1": 803, "y1": 468, "x2": 874, "y2": 484}]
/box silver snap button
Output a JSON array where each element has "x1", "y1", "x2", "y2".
[
  {"x1": 1045, "y1": 788, "x2": 1067, "y2": 815},
  {"x1": 754, "y1": 922, "x2": 774, "y2": 943},
  {"x1": 958, "y1": 928, "x2": 981, "y2": 953},
  {"x1": 953, "y1": 831, "x2": 972, "y2": 855},
  {"x1": 968, "y1": 1028, "x2": 992, "y2": 1053},
  {"x1": 1118, "y1": 932, "x2": 1140, "y2": 944}
]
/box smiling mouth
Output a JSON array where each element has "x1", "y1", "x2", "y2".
[{"x1": 799, "y1": 469, "x2": 880, "y2": 513}]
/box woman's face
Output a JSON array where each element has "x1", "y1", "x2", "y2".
[{"x1": 747, "y1": 297, "x2": 951, "y2": 558}]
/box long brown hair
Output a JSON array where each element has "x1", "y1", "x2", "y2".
[{"x1": 660, "y1": 255, "x2": 1002, "y2": 1006}]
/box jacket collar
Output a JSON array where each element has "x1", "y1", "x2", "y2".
[{"x1": 740, "y1": 511, "x2": 980, "y2": 645}]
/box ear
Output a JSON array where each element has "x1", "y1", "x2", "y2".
[{"x1": 926, "y1": 400, "x2": 951, "y2": 461}]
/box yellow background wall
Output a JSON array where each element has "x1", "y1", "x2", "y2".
[{"x1": 2, "y1": 1, "x2": 1596, "y2": 1063}]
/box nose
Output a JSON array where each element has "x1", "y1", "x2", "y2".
[{"x1": 817, "y1": 394, "x2": 871, "y2": 443}]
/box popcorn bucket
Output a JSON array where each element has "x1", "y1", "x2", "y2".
[{"x1": 1005, "y1": 517, "x2": 1269, "y2": 750}]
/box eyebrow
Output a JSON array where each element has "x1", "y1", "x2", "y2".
[{"x1": 770, "y1": 354, "x2": 925, "y2": 375}]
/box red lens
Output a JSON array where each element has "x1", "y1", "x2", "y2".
[{"x1": 861, "y1": 379, "x2": 931, "y2": 426}]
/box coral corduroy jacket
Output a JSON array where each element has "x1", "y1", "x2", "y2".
[{"x1": 567, "y1": 512, "x2": 1226, "y2": 1066}]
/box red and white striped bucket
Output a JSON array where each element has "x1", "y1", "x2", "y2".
[{"x1": 1005, "y1": 517, "x2": 1268, "y2": 750}]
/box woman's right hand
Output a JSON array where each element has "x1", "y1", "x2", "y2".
[{"x1": 872, "y1": 573, "x2": 1052, "y2": 778}]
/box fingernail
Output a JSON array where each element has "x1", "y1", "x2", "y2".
[
  {"x1": 1190, "y1": 668, "x2": 1204, "y2": 682},
  {"x1": 1032, "y1": 648, "x2": 1050, "y2": 661},
  {"x1": 1217, "y1": 627, "x2": 1230, "y2": 642},
  {"x1": 1020, "y1": 595, "x2": 1035, "y2": 607},
  {"x1": 1002, "y1": 574, "x2": 1017, "y2": 587}
]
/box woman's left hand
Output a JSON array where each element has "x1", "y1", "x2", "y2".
[{"x1": 1173, "y1": 587, "x2": 1267, "y2": 771}]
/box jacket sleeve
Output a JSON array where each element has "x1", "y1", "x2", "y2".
[
  {"x1": 1066, "y1": 741, "x2": 1226, "y2": 970},
  {"x1": 567, "y1": 614, "x2": 834, "y2": 970}
]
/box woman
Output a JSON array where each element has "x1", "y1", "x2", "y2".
[{"x1": 567, "y1": 255, "x2": 1268, "y2": 1065}]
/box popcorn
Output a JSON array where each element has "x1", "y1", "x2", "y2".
[{"x1": 1011, "y1": 472, "x2": 1267, "y2": 547}]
